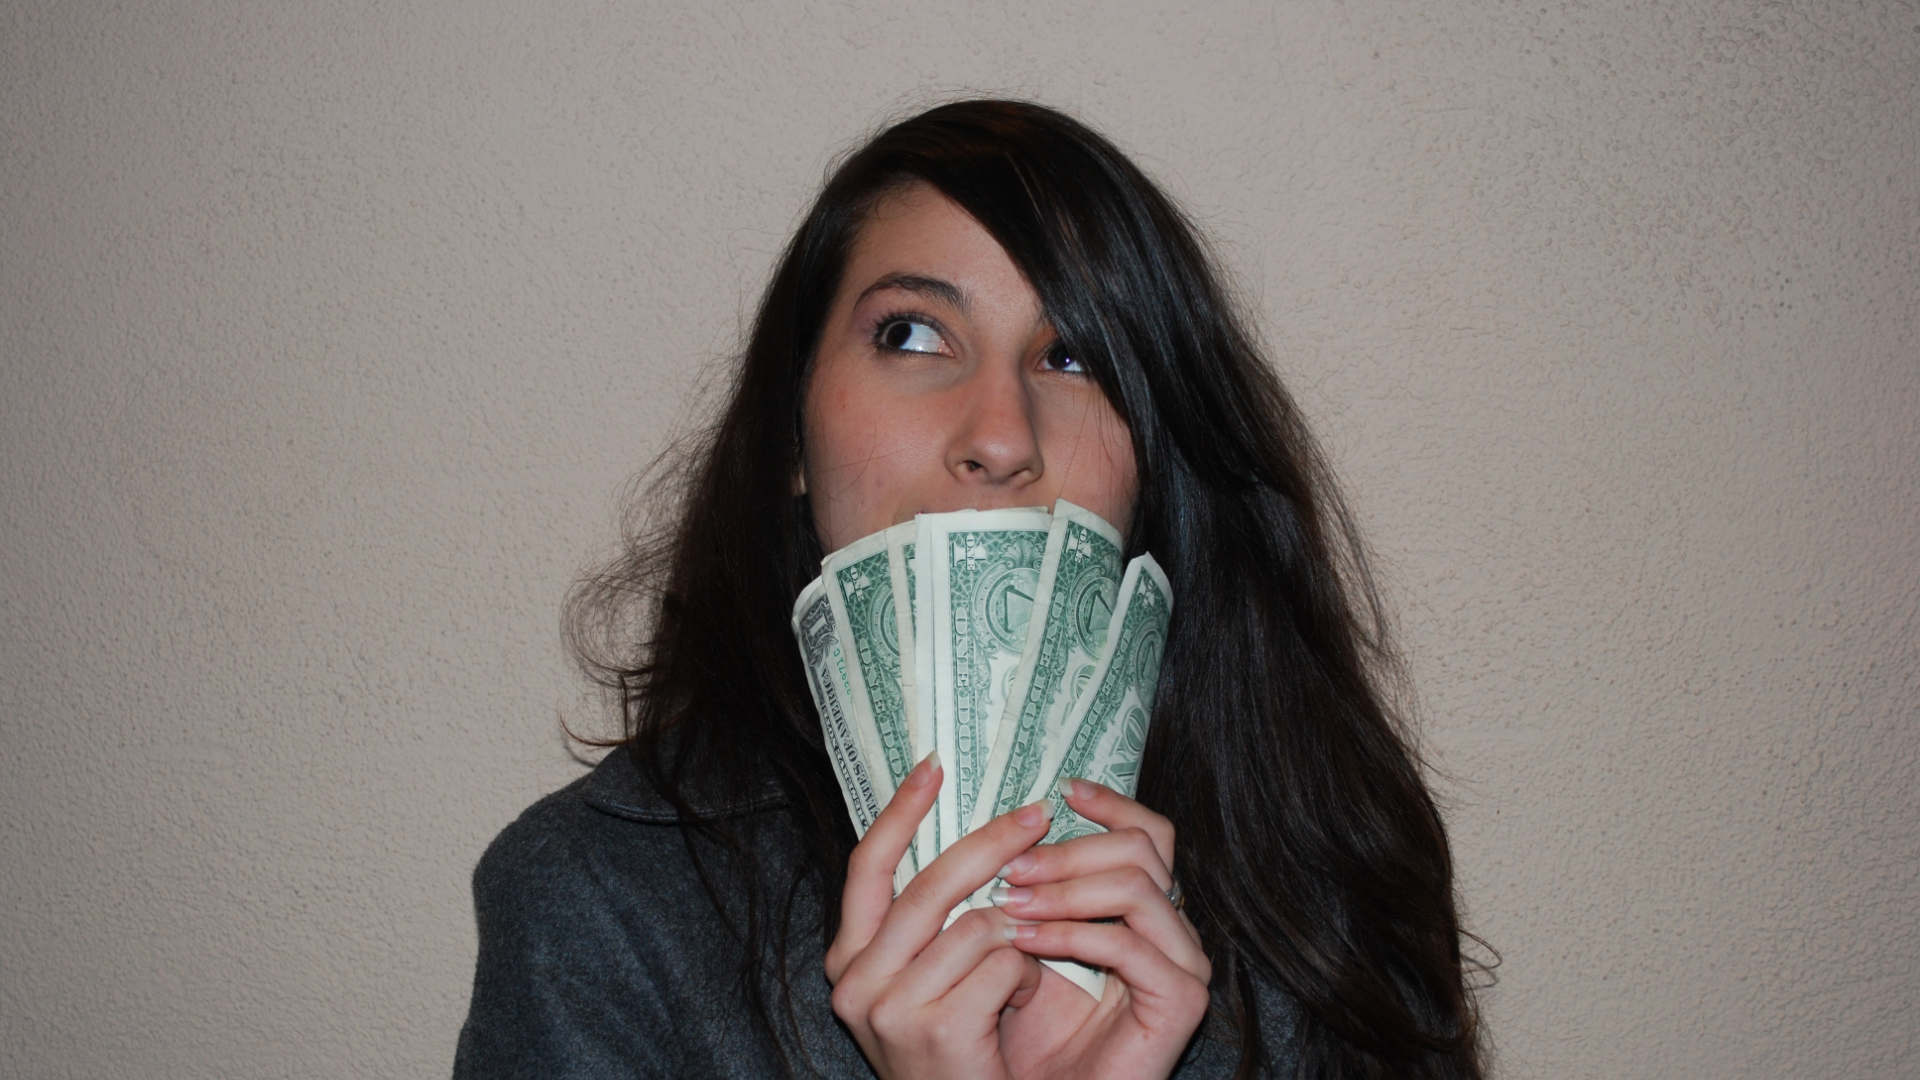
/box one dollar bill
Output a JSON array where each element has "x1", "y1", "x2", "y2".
[
  {"x1": 1034, "y1": 554, "x2": 1172, "y2": 845},
  {"x1": 969, "y1": 500, "x2": 1124, "y2": 832},
  {"x1": 790, "y1": 577, "x2": 884, "y2": 836},
  {"x1": 925, "y1": 508, "x2": 1052, "y2": 856}
]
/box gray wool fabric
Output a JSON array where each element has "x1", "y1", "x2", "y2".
[{"x1": 453, "y1": 744, "x2": 1300, "y2": 1078}]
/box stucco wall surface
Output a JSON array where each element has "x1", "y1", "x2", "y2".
[{"x1": 2, "y1": 1, "x2": 1914, "y2": 1076}]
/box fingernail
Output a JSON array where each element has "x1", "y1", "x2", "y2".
[
  {"x1": 988, "y1": 886, "x2": 1033, "y2": 907},
  {"x1": 1014, "y1": 799, "x2": 1055, "y2": 828},
  {"x1": 1054, "y1": 777, "x2": 1083, "y2": 802},
  {"x1": 1012, "y1": 924, "x2": 1039, "y2": 941},
  {"x1": 997, "y1": 852, "x2": 1036, "y2": 879},
  {"x1": 911, "y1": 751, "x2": 940, "y2": 786},
  {"x1": 1002, "y1": 923, "x2": 1021, "y2": 941}
]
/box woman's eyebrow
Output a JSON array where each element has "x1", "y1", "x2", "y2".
[{"x1": 855, "y1": 273, "x2": 968, "y2": 313}]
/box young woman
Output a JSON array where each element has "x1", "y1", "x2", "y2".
[{"x1": 455, "y1": 100, "x2": 1485, "y2": 1079}]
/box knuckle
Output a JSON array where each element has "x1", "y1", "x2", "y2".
[
  {"x1": 984, "y1": 946, "x2": 1023, "y2": 976},
  {"x1": 866, "y1": 991, "x2": 907, "y2": 1039},
  {"x1": 1176, "y1": 978, "x2": 1211, "y2": 1018},
  {"x1": 923, "y1": 1011, "x2": 952, "y2": 1046},
  {"x1": 1120, "y1": 827, "x2": 1159, "y2": 863},
  {"x1": 829, "y1": 980, "x2": 862, "y2": 1023},
  {"x1": 1152, "y1": 818, "x2": 1176, "y2": 855},
  {"x1": 948, "y1": 908, "x2": 995, "y2": 944},
  {"x1": 1123, "y1": 864, "x2": 1161, "y2": 896}
]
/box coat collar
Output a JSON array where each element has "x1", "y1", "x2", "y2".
[{"x1": 583, "y1": 742, "x2": 788, "y2": 824}]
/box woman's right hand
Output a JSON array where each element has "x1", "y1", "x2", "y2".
[{"x1": 824, "y1": 753, "x2": 1059, "y2": 1080}]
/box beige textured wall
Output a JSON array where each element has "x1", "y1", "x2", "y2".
[{"x1": 3, "y1": 1, "x2": 1914, "y2": 1076}]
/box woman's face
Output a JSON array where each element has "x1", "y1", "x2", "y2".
[{"x1": 803, "y1": 183, "x2": 1137, "y2": 553}]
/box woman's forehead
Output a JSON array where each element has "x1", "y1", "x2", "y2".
[{"x1": 840, "y1": 184, "x2": 1044, "y2": 325}]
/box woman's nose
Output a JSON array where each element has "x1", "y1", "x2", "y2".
[{"x1": 946, "y1": 360, "x2": 1042, "y2": 486}]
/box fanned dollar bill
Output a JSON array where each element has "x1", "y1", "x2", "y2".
[
  {"x1": 925, "y1": 508, "x2": 1052, "y2": 856},
  {"x1": 791, "y1": 577, "x2": 884, "y2": 837},
  {"x1": 969, "y1": 501, "x2": 1124, "y2": 832},
  {"x1": 824, "y1": 532, "x2": 917, "y2": 792},
  {"x1": 1034, "y1": 554, "x2": 1172, "y2": 845},
  {"x1": 884, "y1": 521, "x2": 919, "y2": 740},
  {"x1": 909, "y1": 517, "x2": 940, "y2": 866},
  {"x1": 882, "y1": 521, "x2": 924, "y2": 874}
]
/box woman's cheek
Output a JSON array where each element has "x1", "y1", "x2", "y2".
[
  {"x1": 1051, "y1": 406, "x2": 1138, "y2": 532},
  {"x1": 1103, "y1": 429, "x2": 1138, "y2": 529},
  {"x1": 808, "y1": 424, "x2": 910, "y2": 549}
]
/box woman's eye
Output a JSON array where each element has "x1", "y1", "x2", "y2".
[
  {"x1": 878, "y1": 319, "x2": 947, "y2": 355},
  {"x1": 1041, "y1": 342, "x2": 1084, "y2": 373}
]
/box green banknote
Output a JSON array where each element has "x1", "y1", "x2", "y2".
[
  {"x1": 791, "y1": 577, "x2": 883, "y2": 837},
  {"x1": 1037, "y1": 554, "x2": 1172, "y2": 845},
  {"x1": 927, "y1": 509, "x2": 1052, "y2": 853},
  {"x1": 883, "y1": 522, "x2": 931, "y2": 876},
  {"x1": 909, "y1": 519, "x2": 940, "y2": 864},
  {"x1": 968, "y1": 500, "x2": 1123, "y2": 831},
  {"x1": 883, "y1": 521, "x2": 919, "y2": 742},
  {"x1": 824, "y1": 531, "x2": 915, "y2": 795}
]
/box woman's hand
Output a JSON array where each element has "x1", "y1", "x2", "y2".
[
  {"x1": 991, "y1": 778, "x2": 1212, "y2": 1080},
  {"x1": 825, "y1": 753, "x2": 1058, "y2": 1080}
]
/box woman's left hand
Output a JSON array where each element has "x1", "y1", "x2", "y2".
[{"x1": 990, "y1": 778, "x2": 1212, "y2": 1080}]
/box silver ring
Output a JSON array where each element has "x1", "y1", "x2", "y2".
[{"x1": 1164, "y1": 879, "x2": 1186, "y2": 910}]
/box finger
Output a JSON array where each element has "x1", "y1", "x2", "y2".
[
  {"x1": 999, "y1": 823, "x2": 1172, "y2": 892},
  {"x1": 1003, "y1": 950, "x2": 1045, "y2": 1011},
  {"x1": 946, "y1": 940, "x2": 1044, "y2": 1015},
  {"x1": 829, "y1": 751, "x2": 940, "y2": 981},
  {"x1": 1010, "y1": 921, "x2": 1211, "y2": 1028},
  {"x1": 863, "y1": 946, "x2": 1031, "y2": 1075},
  {"x1": 1055, "y1": 777, "x2": 1176, "y2": 870},
  {"x1": 989, "y1": 867, "x2": 1208, "y2": 978},
  {"x1": 854, "y1": 797, "x2": 1057, "y2": 978},
  {"x1": 883, "y1": 908, "x2": 1029, "y2": 1010}
]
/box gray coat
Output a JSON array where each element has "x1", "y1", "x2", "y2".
[{"x1": 454, "y1": 745, "x2": 1300, "y2": 1078}]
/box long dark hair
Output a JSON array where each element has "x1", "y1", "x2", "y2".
[{"x1": 567, "y1": 99, "x2": 1486, "y2": 1079}]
